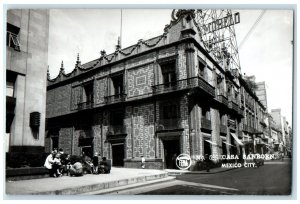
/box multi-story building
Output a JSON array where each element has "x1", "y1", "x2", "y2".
[
  {"x1": 45, "y1": 10, "x2": 267, "y2": 169},
  {"x1": 269, "y1": 109, "x2": 292, "y2": 154},
  {"x1": 6, "y1": 9, "x2": 50, "y2": 153},
  {"x1": 239, "y1": 77, "x2": 268, "y2": 155},
  {"x1": 256, "y1": 81, "x2": 268, "y2": 112}
]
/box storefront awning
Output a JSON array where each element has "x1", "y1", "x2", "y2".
[
  {"x1": 220, "y1": 136, "x2": 227, "y2": 140},
  {"x1": 230, "y1": 133, "x2": 244, "y2": 146},
  {"x1": 205, "y1": 140, "x2": 218, "y2": 146},
  {"x1": 223, "y1": 141, "x2": 235, "y2": 147}
]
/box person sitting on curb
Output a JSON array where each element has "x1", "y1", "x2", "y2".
[
  {"x1": 53, "y1": 153, "x2": 62, "y2": 177},
  {"x1": 69, "y1": 162, "x2": 83, "y2": 177},
  {"x1": 44, "y1": 150, "x2": 57, "y2": 177},
  {"x1": 60, "y1": 154, "x2": 71, "y2": 176},
  {"x1": 99, "y1": 157, "x2": 110, "y2": 174}
]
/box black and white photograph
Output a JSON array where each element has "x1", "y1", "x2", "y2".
[{"x1": 2, "y1": 3, "x2": 296, "y2": 200}]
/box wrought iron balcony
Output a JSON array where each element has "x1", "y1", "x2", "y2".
[
  {"x1": 220, "y1": 124, "x2": 227, "y2": 135},
  {"x1": 104, "y1": 93, "x2": 127, "y2": 104},
  {"x1": 152, "y1": 77, "x2": 215, "y2": 97},
  {"x1": 201, "y1": 118, "x2": 212, "y2": 131},
  {"x1": 77, "y1": 101, "x2": 93, "y2": 110},
  {"x1": 243, "y1": 124, "x2": 256, "y2": 133},
  {"x1": 238, "y1": 108, "x2": 244, "y2": 116},
  {"x1": 107, "y1": 125, "x2": 127, "y2": 136},
  {"x1": 152, "y1": 78, "x2": 196, "y2": 95},
  {"x1": 217, "y1": 94, "x2": 228, "y2": 107},
  {"x1": 157, "y1": 118, "x2": 182, "y2": 131},
  {"x1": 228, "y1": 100, "x2": 239, "y2": 113},
  {"x1": 198, "y1": 77, "x2": 215, "y2": 97},
  {"x1": 227, "y1": 119, "x2": 236, "y2": 128}
]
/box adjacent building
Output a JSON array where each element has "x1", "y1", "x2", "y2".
[
  {"x1": 6, "y1": 9, "x2": 50, "y2": 153},
  {"x1": 256, "y1": 81, "x2": 268, "y2": 111},
  {"x1": 45, "y1": 10, "x2": 269, "y2": 169}
]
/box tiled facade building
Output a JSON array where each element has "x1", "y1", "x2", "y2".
[{"x1": 46, "y1": 10, "x2": 268, "y2": 169}]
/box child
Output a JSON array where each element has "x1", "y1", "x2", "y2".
[
  {"x1": 53, "y1": 153, "x2": 62, "y2": 176},
  {"x1": 92, "y1": 152, "x2": 99, "y2": 174}
]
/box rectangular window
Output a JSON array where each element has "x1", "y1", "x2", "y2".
[
  {"x1": 7, "y1": 23, "x2": 20, "y2": 51},
  {"x1": 198, "y1": 60, "x2": 205, "y2": 78},
  {"x1": 111, "y1": 74, "x2": 124, "y2": 95},
  {"x1": 202, "y1": 107, "x2": 211, "y2": 120},
  {"x1": 83, "y1": 83, "x2": 93, "y2": 103},
  {"x1": 161, "y1": 61, "x2": 176, "y2": 86}
]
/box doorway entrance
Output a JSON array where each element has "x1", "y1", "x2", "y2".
[
  {"x1": 112, "y1": 143, "x2": 124, "y2": 167},
  {"x1": 204, "y1": 140, "x2": 212, "y2": 156},
  {"x1": 82, "y1": 146, "x2": 93, "y2": 158},
  {"x1": 163, "y1": 139, "x2": 180, "y2": 169}
]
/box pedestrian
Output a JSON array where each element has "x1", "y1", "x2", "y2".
[
  {"x1": 141, "y1": 155, "x2": 145, "y2": 169},
  {"x1": 99, "y1": 157, "x2": 110, "y2": 174},
  {"x1": 44, "y1": 150, "x2": 56, "y2": 177},
  {"x1": 92, "y1": 152, "x2": 99, "y2": 174},
  {"x1": 204, "y1": 154, "x2": 210, "y2": 172}
]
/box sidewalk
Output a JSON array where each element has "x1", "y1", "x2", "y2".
[
  {"x1": 5, "y1": 167, "x2": 168, "y2": 195},
  {"x1": 5, "y1": 166, "x2": 238, "y2": 196}
]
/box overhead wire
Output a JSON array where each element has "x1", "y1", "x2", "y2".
[{"x1": 238, "y1": 10, "x2": 266, "y2": 50}]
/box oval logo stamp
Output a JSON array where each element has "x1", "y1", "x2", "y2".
[{"x1": 176, "y1": 153, "x2": 192, "y2": 170}]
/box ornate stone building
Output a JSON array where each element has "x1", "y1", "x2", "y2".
[{"x1": 46, "y1": 10, "x2": 267, "y2": 169}]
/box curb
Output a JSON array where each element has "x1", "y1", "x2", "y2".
[
  {"x1": 83, "y1": 176, "x2": 176, "y2": 195},
  {"x1": 185, "y1": 168, "x2": 237, "y2": 175},
  {"x1": 26, "y1": 172, "x2": 168, "y2": 195}
]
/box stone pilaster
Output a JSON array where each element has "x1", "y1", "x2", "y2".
[
  {"x1": 185, "y1": 43, "x2": 195, "y2": 79},
  {"x1": 180, "y1": 95, "x2": 190, "y2": 155},
  {"x1": 211, "y1": 107, "x2": 221, "y2": 162}
]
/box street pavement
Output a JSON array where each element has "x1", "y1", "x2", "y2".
[{"x1": 138, "y1": 159, "x2": 292, "y2": 195}]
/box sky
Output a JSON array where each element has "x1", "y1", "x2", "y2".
[{"x1": 47, "y1": 9, "x2": 293, "y2": 124}]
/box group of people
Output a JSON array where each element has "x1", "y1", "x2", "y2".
[
  {"x1": 44, "y1": 149, "x2": 110, "y2": 178},
  {"x1": 90, "y1": 152, "x2": 110, "y2": 174}
]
